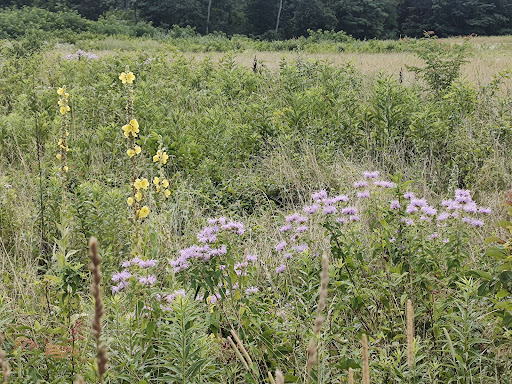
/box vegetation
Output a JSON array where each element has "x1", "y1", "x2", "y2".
[
  {"x1": 1, "y1": 30, "x2": 512, "y2": 383},
  {"x1": 2, "y1": 0, "x2": 512, "y2": 39}
]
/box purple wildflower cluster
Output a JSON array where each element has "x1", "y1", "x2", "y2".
[
  {"x1": 170, "y1": 217, "x2": 244, "y2": 273},
  {"x1": 111, "y1": 256, "x2": 158, "y2": 293},
  {"x1": 64, "y1": 49, "x2": 99, "y2": 60},
  {"x1": 402, "y1": 189, "x2": 490, "y2": 229}
]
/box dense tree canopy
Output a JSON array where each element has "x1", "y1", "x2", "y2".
[{"x1": 1, "y1": 0, "x2": 511, "y2": 38}]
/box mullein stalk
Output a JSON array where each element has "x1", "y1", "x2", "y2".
[
  {"x1": 275, "y1": 369, "x2": 284, "y2": 384},
  {"x1": 89, "y1": 237, "x2": 108, "y2": 383},
  {"x1": 0, "y1": 334, "x2": 10, "y2": 384},
  {"x1": 362, "y1": 334, "x2": 370, "y2": 384},
  {"x1": 56, "y1": 87, "x2": 70, "y2": 195},
  {"x1": 348, "y1": 367, "x2": 354, "y2": 384},
  {"x1": 307, "y1": 252, "x2": 329, "y2": 382},
  {"x1": 406, "y1": 299, "x2": 414, "y2": 368}
]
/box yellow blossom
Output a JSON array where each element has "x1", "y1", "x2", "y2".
[
  {"x1": 121, "y1": 120, "x2": 139, "y2": 138},
  {"x1": 127, "y1": 197, "x2": 134, "y2": 206},
  {"x1": 134, "y1": 178, "x2": 143, "y2": 190},
  {"x1": 65, "y1": 131, "x2": 69, "y2": 136},
  {"x1": 138, "y1": 206, "x2": 149, "y2": 219},
  {"x1": 153, "y1": 177, "x2": 160, "y2": 185},
  {"x1": 162, "y1": 179, "x2": 169, "y2": 188},
  {"x1": 56, "y1": 153, "x2": 61, "y2": 160},
  {"x1": 156, "y1": 186, "x2": 161, "y2": 193},
  {"x1": 127, "y1": 149, "x2": 135, "y2": 157},
  {"x1": 140, "y1": 178, "x2": 149, "y2": 190},
  {"x1": 65, "y1": 93, "x2": 69, "y2": 98},
  {"x1": 58, "y1": 139, "x2": 63, "y2": 145},
  {"x1": 135, "y1": 192, "x2": 142, "y2": 201},
  {"x1": 161, "y1": 152, "x2": 169, "y2": 164},
  {"x1": 57, "y1": 88, "x2": 65, "y2": 95},
  {"x1": 63, "y1": 166, "x2": 68, "y2": 172},
  {"x1": 60, "y1": 105, "x2": 70, "y2": 115},
  {"x1": 119, "y1": 72, "x2": 135, "y2": 84},
  {"x1": 164, "y1": 189, "x2": 171, "y2": 197},
  {"x1": 153, "y1": 154, "x2": 160, "y2": 162},
  {"x1": 134, "y1": 145, "x2": 141, "y2": 154},
  {"x1": 58, "y1": 100, "x2": 65, "y2": 106}
]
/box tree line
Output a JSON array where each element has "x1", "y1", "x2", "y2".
[{"x1": 1, "y1": 0, "x2": 512, "y2": 39}]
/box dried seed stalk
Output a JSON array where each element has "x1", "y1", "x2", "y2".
[
  {"x1": 0, "y1": 334, "x2": 10, "y2": 384},
  {"x1": 348, "y1": 367, "x2": 354, "y2": 384},
  {"x1": 275, "y1": 369, "x2": 284, "y2": 384},
  {"x1": 362, "y1": 334, "x2": 370, "y2": 384},
  {"x1": 89, "y1": 237, "x2": 108, "y2": 383},
  {"x1": 307, "y1": 252, "x2": 329, "y2": 381},
  {"x1": 227, "y1": 336, "x2": 249, "y2": 370},
  {"x1": 407, "y1": 299, "x2": 414, "y2": 367}
]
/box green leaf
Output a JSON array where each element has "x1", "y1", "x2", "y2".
[{"x1": 486, "y1": 247, "x2": 508, "y2": 259}]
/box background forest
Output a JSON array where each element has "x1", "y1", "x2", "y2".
[{"x1": 1, "y1": 0, "x2": 512, "y2": 39}]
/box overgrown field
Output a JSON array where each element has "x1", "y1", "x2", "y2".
[{"x1": 1, "y1": 34, "x2": 512, "y2": 383}]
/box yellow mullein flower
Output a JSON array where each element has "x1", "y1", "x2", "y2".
[
  {"x1": 134, "y1": 178, "x2": 143, "y2": 190},
  {"x1": 156, "y1": 185, "x2": 161, "y2": 193},
  {"x1": 60, "y1": 105, "x2": 70, "y2": 115},
  {"x1": 56, "y1": 153, "x2": 61, "y2": 160},
  {"x1": 138, "y1": 206, "x2": 149, "y2": 219},
  {"x1": 65, "y1": 131, "x2": 69, "y2": 136},
  {"x1": 130, "y1": 119, "x2": 139, "y2": 131},
  {"x1": 135, "y1": 192, "x2": 142, "y2": 201},
  {"x1": 140, "y1": 178, "x2": 149, "y2": 190},
  {"x1": 57, "y1": 88, "x2": 65, "y2": 95},
  {"x1": 58, "y1": 100, "x2": 64, "y2": 106},
  {"x1": 122, "y1": 124, "x2": 132, "y2": 138},
  {"x1": 164, "y1": 189, "x2": 171, "y2": 197},
  {"x1": 65, "y1": 93, "x2": 69, "y2": 98},
  {"x1": 63, "y1": 166, "x2": 68, "y2": 172},
  {"x1": 162, "y1": 179, "x2": 169, "y2": 188},
  {"x1": 58, "y1": 139, "x2": 63, "y2": 145},
  {"x1": 161, "y1": 152, "x2": 169, "y2": 164},
  {"x1": 127, "y1": 149, "x2": 136, "y2": 157},
  {"x1": 119, "y1": 72, "x2": 136, "y2": 84},
  {"x1": 153, "y1": 154, "x2": 160, "y2": 162},
  {"x1": 134, "y1": 145, "x2": 141, "y2": 154},
  {"x1": 153, "y1": 177, "x2": 160, "y2": 185},
  {"x1": 127, "y1": 197, "x2": 134, "y2": 206}
]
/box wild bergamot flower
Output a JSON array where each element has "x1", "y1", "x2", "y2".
[{"x1": 119, "y1": 71, "x2": 135, "y2": 84}]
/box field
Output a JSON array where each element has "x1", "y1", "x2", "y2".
[{"x1": 1, "y1": 33, "x2": 512, "y2": 383}]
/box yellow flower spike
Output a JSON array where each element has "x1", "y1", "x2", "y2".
[
  {"x1": 153, "y1": 177, "x2": 160, "y2": 185},
  {"x1": 164, "y1": 189, "x2": 171, "y2": 197},
  {"x1": 127, "y1": 197, "x2": 134, "y2": 206},
  {"x1": 153, "y1": 154, "x2": 160, "y2": 162},
  {"x1": 134, "y1": 145, "x2": 141, "y2": 154},
  {"x1": 57, "y1": 88, "x2": 64, "y2": 95},
  {"x1": 135, "y1": 192, "x2": 142, "y2": 201},
  {"x1": 140, "y1": 178, "x2": 149, "y2": 190},
  {"x1": 162, "y1": 179, "x2": 169, "y2": 188},
  {"x1": 161, "y1": 152, "x2": 169, "y2": 164},
  {"x1": 139, "y1": 206, "x2": 149, "y2": 219},
  {"x1": 127, "y1": 149, "x2": 136, "y2": 157},
  {"x1": 56, "y1": 153, "x2": 61, "y2": 160},
  {"x1": 134, "y1": 178, "x2": 142, "y2": 190}
]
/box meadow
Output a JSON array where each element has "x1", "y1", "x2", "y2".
[{"x1": 1, "y1": 31, "x2": 512, "y2": 383}]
